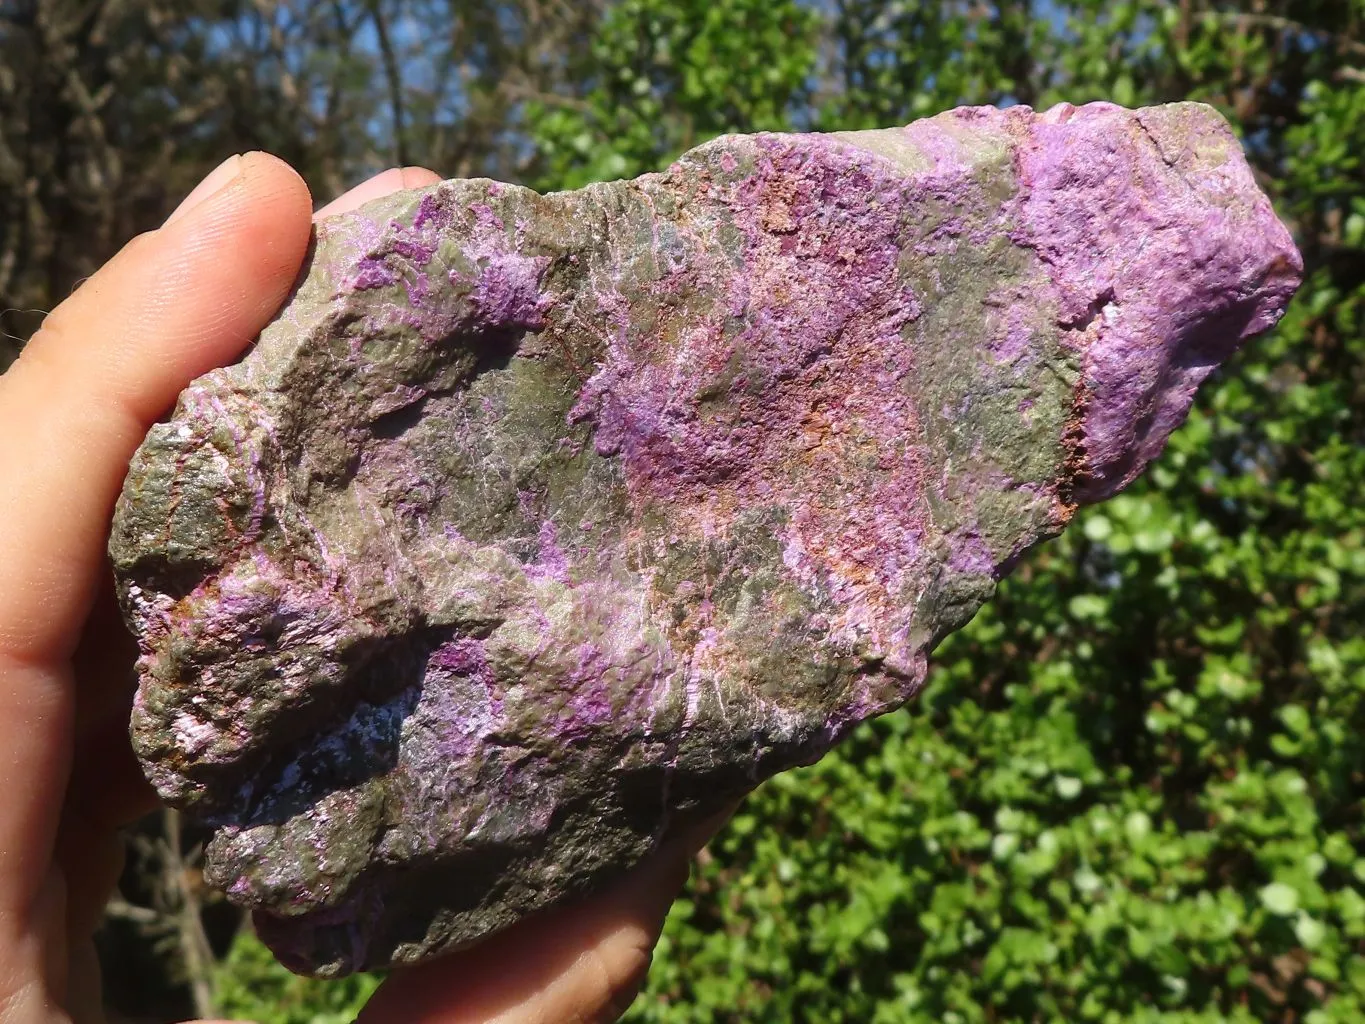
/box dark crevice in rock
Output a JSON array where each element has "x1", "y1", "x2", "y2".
[
  {"x1": 371, "y1": 393, "x2": 430, "y2": 439},
  {"x1": 1060, "y1": 285, "x2": 1118, "y2": 333}
]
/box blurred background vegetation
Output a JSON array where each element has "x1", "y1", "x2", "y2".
[{"x1": 2, "y1": 0, "x2": 1363, "y2": 1020}]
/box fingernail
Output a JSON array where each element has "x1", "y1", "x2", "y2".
[{"x1": 164, "y1": 154, "x2": 243, "y2": 226}]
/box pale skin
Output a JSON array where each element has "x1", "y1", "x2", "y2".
[{"x1": 0, "y1": 154, "x2": 726, "y2": 1023}]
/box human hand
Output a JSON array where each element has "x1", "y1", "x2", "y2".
[{"x1": 0, "y1": 154, "x2": 722, "y2": 1023}]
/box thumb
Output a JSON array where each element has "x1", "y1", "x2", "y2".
[
  {"x1": 359, "y1": 809, "x2": 737, "y2": 1024},
  {"x1": 0, "y1": 154, "x2": 311, "y2": 937},
  {"x1": 0, "y1": 152, "x2": 313, "y2": 665}
]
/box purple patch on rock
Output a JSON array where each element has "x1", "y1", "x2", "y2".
[{"x1": 466, "y1": 252, "x2": 553, "y2": 330}]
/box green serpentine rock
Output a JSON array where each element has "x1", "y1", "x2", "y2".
[{"x1": 109, "y1": 101, "x2": 1300, "y2": 976}]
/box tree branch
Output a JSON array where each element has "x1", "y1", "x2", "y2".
[
  {"x1": 369, "y1": 0, "x2": 410, "y2": 167},
  {"x1": 104, "y1": 896, "x2": 165, "y2": 928},
  {"x1": 163, "y1": 810, "x2": 217, "y2": 1020}
]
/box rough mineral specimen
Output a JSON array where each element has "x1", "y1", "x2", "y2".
[{"x1": 110, "y1": 101, "x2": 1300, "y2": 976}]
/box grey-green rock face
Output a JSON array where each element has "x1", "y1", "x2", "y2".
[{"x1": 109, "y1": 101, "x2": 1299, "y2": 976}]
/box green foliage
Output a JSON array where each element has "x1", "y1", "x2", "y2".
[
  {"x1": 219, "y1": 1, "x2": 1365, "y2": 1020},
  {"x1": 526, "y1": 0, "x2": 821, "y2": 190},
  {"x1": 213, "y1": 930, "x2": 382, "y2": 1024}
]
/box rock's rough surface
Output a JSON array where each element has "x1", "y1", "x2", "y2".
[{"x1": 110, "y1": 101, "x2": 1300, "y2": 976}]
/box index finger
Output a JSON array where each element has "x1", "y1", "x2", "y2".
[{"x1": 315, "y1": 166, "x2": 442, "y2": 220}]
